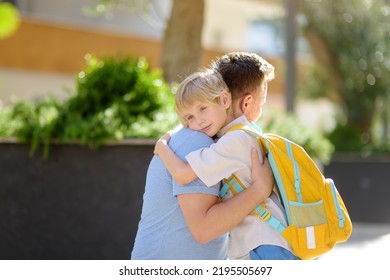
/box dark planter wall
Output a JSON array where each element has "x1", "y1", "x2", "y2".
[
  {"x1": 0, "y1": 140, "x2": 154, "y2": 260},
  {"x1": 2, "y1": 142, "x2": 388, "y2": 260},
  {"x1": 324, "y1": 154, "x2": 390, "y2": 224}
]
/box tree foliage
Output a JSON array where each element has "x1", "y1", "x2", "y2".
[
  {"x1": 0, "y1": 1, "x2": 20, "y2": 38},
  {"x1": 299, "y1": 0, "x2": 390, "y2": 151}
]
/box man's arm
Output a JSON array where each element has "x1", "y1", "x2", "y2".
[{"x1": 178, "y1": 149, "x2": 274, "y2": 243}]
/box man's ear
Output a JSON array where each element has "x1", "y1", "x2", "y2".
[{"x1": 241, "y1": 94, "x2": 253, "y2": 114}]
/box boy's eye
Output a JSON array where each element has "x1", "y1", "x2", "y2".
[
  {"x1": 186, "y1": 115, "x2": 194, "y2": 121},
  {"x1": 199, "y1": 106, "x2": 207, "y2": 111}
]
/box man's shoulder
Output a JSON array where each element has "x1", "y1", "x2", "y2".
[
  {"x1": 171, "y1": 127, "x2": 214, "y2": 147},
  {"x1": 172, "y1": 126, "x2": 209, "y2": 138}
]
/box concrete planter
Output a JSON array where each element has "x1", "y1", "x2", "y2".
[
  {"x1": 324, "y1": 154, "x2": 390, "y2": 224},
  {"x1": 0, "y1": 139, "x2": 155, "y2": 260},
  {"x1": 3, "y1": 140, "x2": 387, "y2": 259}
]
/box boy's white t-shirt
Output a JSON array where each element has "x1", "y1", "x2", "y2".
[{"x1": 185, "y1": 115, "x2": 292, "y2": 259}]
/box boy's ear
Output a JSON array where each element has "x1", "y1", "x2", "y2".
[
  {"x1": 241, "y1": 94, "x2": 253, "y2": 113},
  {"x1": 221, "y1": 92, "x2": 232, "y2": 108}
]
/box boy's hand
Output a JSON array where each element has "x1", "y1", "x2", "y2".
[
  {"x1": 250, "y1": 148, "x2": 274, "y2": 199},
  {"x1": 154, "y1": 131, "x2": 172, "y2": 155}
]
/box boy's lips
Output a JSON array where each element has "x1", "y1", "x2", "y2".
[{"x1": 201, "y1": 124, "x2": 211, "y2": 132}]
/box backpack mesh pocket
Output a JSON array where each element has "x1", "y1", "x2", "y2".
[{"x1": 289, "y1": 201, "x2": 326, "y2": 228}]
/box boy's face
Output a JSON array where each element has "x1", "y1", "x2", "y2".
[
  {"x1": 245, "y1": 81, "x2": 268, "y2": 123},
  {"x1": 182, "y1": 97, "x2": 230, "y2": 137}
]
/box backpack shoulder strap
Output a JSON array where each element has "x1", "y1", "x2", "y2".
[
  {"x1": 227, "y1": 123, "x2": 262, "y2": 137},
  {"x1": 227, "y1": 123, "x2": 270, "y2": 154},
  {"x1": 220, "y1": 175, "x2": 286, "y2": 233}
]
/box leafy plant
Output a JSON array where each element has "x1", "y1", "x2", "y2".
[
  {"x1": 1, "y1": 54, "x2": 177, "y2": 157},
  {"x1": 0, "y1": 1, "x2": 20, "y2": 39}
]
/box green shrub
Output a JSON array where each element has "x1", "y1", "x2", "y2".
[
  {"x1": 0, "y1": 54, "x2": 178, "y2": 157},
  {"x1": 326, "y1": 123, "x2": 365, "y2": 153},
  {"x1": 327, "y1": 122, "x2": 390, "y2": 155},
  {"x1": 0, "y1": 105, "x2": 21, "y2": 137}
]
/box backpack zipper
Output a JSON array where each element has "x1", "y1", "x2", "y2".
[{"x1": 326, "y1": 178, "x2": 345, "y2": 228}]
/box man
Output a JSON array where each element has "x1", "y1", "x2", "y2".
[{"x1": 131, "y1": 52, "x2": 275, "y2": 260}]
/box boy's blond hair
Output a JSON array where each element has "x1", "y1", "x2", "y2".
[{"x1": 175, "y1": 70, "x2": 231, "y2": 127}]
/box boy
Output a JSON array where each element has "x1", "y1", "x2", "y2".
[{"x1": 155, "y1": 55, "x2": 298, "y2": 260}]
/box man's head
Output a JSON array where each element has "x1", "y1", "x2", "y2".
[{"x1": 210, "y1": 52, "x2": 275, "y2": 122}]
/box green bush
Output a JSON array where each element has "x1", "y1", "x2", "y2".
[
  {"x1": 0, "y1": 54, "x2": 178, "y2": 157},
  {"x1": 327, "y1": 122, "x2": 390, "y2": 155},
  {"x1": 259, "y1": 109, "x2": 335, "y2": 165},
  {"x1": 326, "y1": 123, "x2": 365, "y2": 153}
]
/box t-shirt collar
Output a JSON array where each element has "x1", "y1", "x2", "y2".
[{"x1": 217, "y1": 115, "x2": 251, "y2": 138}]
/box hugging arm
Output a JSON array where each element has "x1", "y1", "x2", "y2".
[
  {"x1": 155, "y1": 131, "x2": 197, "y2": 185},
  {"x1": 178, "y1": 149, "x2": 274, "y2": 243}
]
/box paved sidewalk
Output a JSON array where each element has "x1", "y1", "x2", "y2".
[{"x1": 320, "y1": 222, "x2": 390, "y2": 260}]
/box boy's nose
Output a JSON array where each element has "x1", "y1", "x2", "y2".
[{"x1": 196, "y1": 117, "x2": 205, "y2": 126}]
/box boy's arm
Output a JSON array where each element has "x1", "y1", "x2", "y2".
[
  {"x1": 178, "y1": 149, "x2": 274, "y2": 243},
  {"x1": 155, "y1": 132, "x2": 197, "y2": 185}
]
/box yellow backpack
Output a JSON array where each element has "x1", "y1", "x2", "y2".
[{"x1": 220, "y1": 124, "x2": 353, "y2": 260}]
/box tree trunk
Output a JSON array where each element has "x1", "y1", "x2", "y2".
[{"x1": 161, "y1": 0, "x2": 204, "y2": 83}]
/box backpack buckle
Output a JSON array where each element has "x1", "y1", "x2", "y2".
[
  {"x1": 259, "y1": 209, "x2": 271, "y2": 220},
  {"x1": 253, "y1": 204, "x2": 271, "y2": 221}
]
